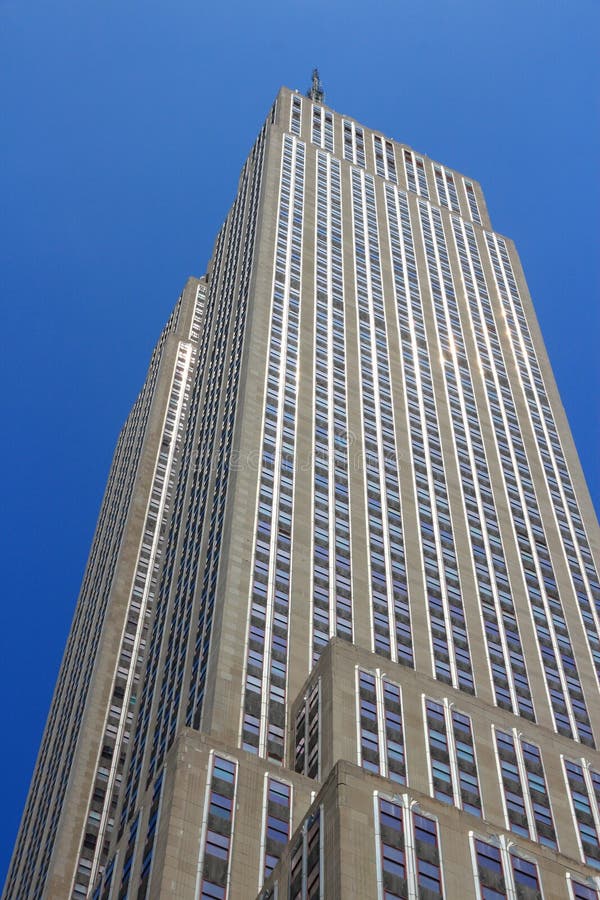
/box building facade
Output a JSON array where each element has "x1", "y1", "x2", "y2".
[{"x1": 4, "y1": 85, "x2": 600, "y2": 900}]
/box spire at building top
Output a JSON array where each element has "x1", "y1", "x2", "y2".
[{"x1": 307, "y1": 67, "x2": 324, "y2": 103}]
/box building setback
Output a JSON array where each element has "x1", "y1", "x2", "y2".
[{"x1": 4, "y1": 82, "x2": 600, "y2": 900}]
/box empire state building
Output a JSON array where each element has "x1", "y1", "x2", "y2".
[{"x1": 5, "y1": 76, "x2": 600, "y2": 900}]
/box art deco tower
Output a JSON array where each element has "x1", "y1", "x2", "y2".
[{"x1": 5, "y1": 78, "x2": 600, "y2": 900}]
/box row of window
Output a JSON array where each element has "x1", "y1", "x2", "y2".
[
  {"x1": 294, "y1": 680, "x2": 320, "y2": 780},
  {"x1": 311, "y1": 104, "x2": 334, "y2": 153},
  {"x1": 290, "y1": 94, "x2": 484, "y2": 225},
  {"x1": 242, "y1": 134, "x2": 305, "y2": 763},
  {"x1": 7, "y1": 278, "x2": 195, "y2": 898},
  {"x1": 122, "y1": 269, "x2": 224, "y2": 828},
  {"x1": 358, "y1": 669, "x2": 406, "y2": 784},
  {"x1": 311, "y1": 151, "x2": 353, "y2": 660},
  {"x1": 262, "y1": 787, "x2": 598, "y2": 900},
  {"x1": 78, "y1": 339, "x2": 196, "y2": 894},
  {"x1": 450, "y1": 216, "x2": 594, "y2": 746},
  {"x1": 357, "y1": 668, "x2": 600, "y2": 864},
  {"x1": 185, "y1": 130, "x2": 267, "y2": 742},
  {"x1": 119, "y1": 755, "x2": 295, "y2": 900},
  {"x1": 564, "y1": 759, "x2": 600, "y2": 870},
  {"x1": 119, "y1": 122, "x2": 268, "y2": 838},
  {"x1": 351, "y1": 169, "x2": 413, "y2": 667},
  {"x1": 415, "y1": 199, "x2": 534, "y2": 716},
  {"x1": 376, "y1": 795, "x2": 444, "y2": 898},
  {"x1": 104, "y1": 768, "x2": 164, "y2": 900},
  {"x1": 262, "y1": 777, "x2": 293, "y2": 883},
  {"x1": 387, "y1": 186, "x2": 475, "y2": 692},
  {"x1": 485, "y1": 232, "x2": 600, "y2": 688},
  {"x1": 289, "y1": 807, "x2": 323, "y2": 899},
  {"x1": 376, "y1": 794, "x2": 599, "y2": 900},
  {"x1": 199, "y1": 756, "x2": 238, "y2": 900},
  {"x1": 258, "y1": 801, "x2": 324, "y2": 900},
  {"x1": 434, "y1": 165, "x2": 460, "y2": 213},
  {"x1": 473, "y1": 834, "x2": 542, "y2": 900},
  {"x1": 91, "y1": 752, "x2": 600, "y2": 900},
  {"x1": 425, "y1": 698, "x2": 481, "y2": 816},
  {"x1": 494, "y1": 729, "x2": 556, "y2": 848},
  {"x1": 395, "y1": 195, "x2": 474, "y2": 692}
]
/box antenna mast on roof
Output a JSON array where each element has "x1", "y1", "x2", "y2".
[{"x1": 307, "y1": 68, "x2": 325, "y2": 104}]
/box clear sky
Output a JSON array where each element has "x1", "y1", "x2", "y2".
[{"x1": 1, "y1": 0, "x2": 598, "y2": 881}]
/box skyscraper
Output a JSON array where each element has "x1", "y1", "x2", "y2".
[{"x1": 5, "y1": 80, "x2": 600, "y2": 899}]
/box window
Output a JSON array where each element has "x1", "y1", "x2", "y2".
[
  {"x1": 472, "y1": 835, "x2": 542, "y2": 900},
  {"x1": 425, "y1": 698, "x2": 481, "y2": 815},
  {"x1": 199, "y1": 755, "x2": 238, "y2": 899},
  {"x1": 413, "y1": 813, "x2": 444, "y2": 898},
  {"x1": 377, "y1": 797, "x2": 407, "y2": 899},
  {"x1": 568, "y1": 875, "x2": 600, "y2": 899},
  {"x1": 376, "y1": 795, "x2": 444, "y2": 898},
  {"x1": 357, "y1": 670, "x2": 406, "y2": 783},
  {"x1": 261, "y1": 777, "x2": 291, "y2": 882},
  {"x1": 564, "y1": 759, "x2": 600, "y2": 869},
  {"x1": 289, "y1": 807, "x2": 323, "y2": 899},
  {"x1": 295, "y1": 680, "x2": 320, "y2": 779}
]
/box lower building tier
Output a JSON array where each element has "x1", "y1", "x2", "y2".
[{"x1": 92, "y1": 640, "x2": 600, "y2": 899}]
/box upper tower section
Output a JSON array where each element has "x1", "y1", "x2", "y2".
[{"x1": 269, "y1": 85, "x2": 492, "y2": 231}]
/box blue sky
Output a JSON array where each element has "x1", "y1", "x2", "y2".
[{"x1": 1, "y1": 0, "x2": 598, "y2": 880}]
